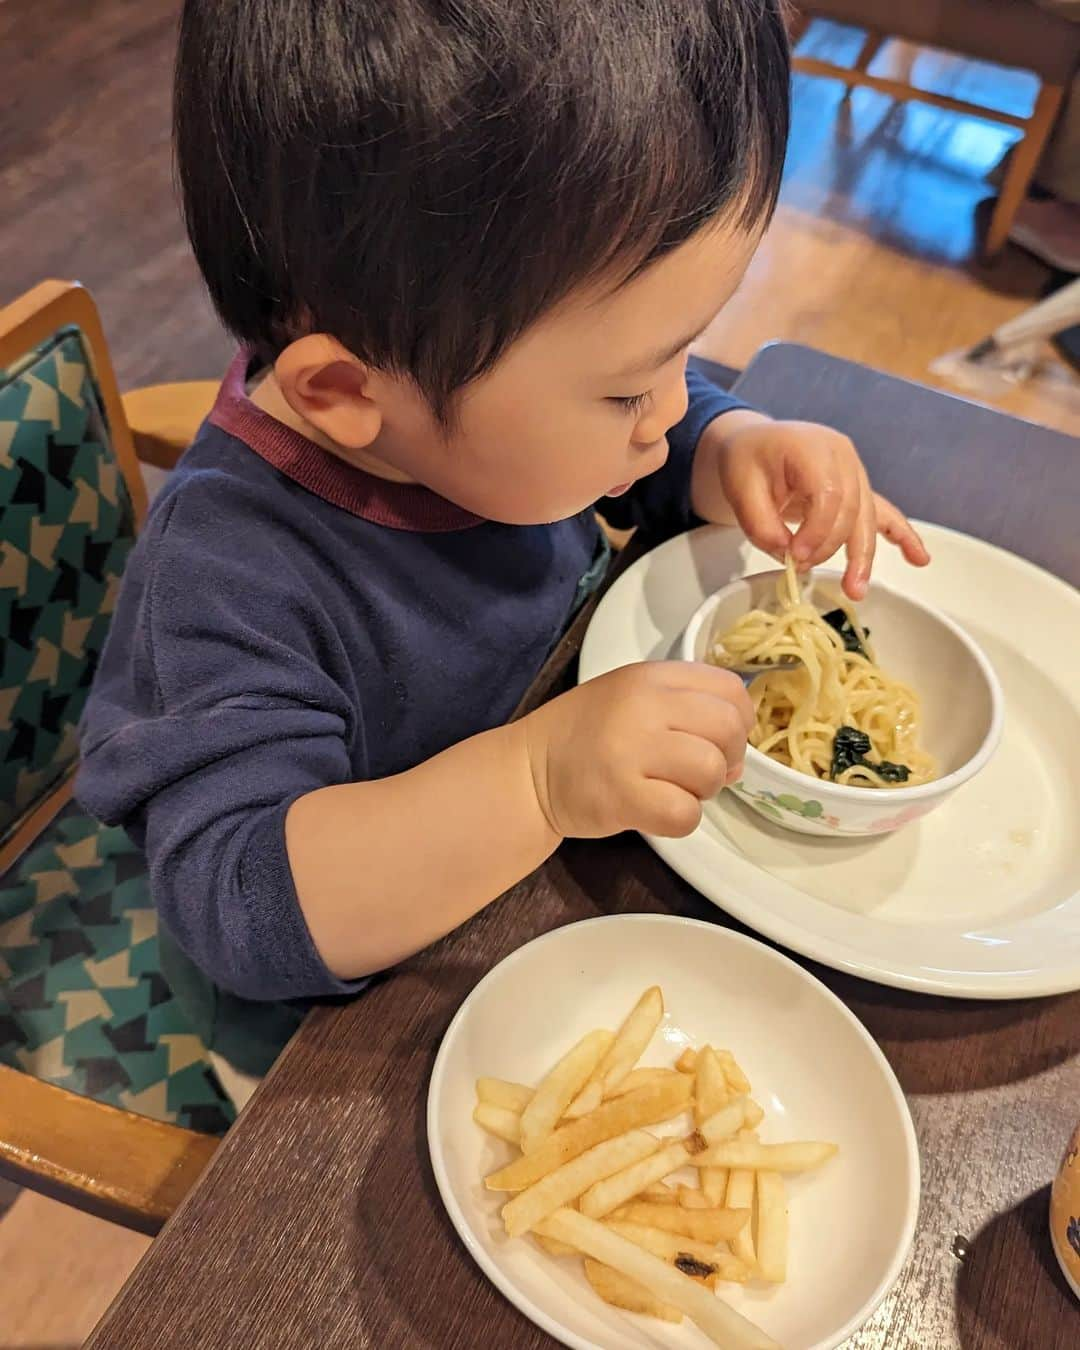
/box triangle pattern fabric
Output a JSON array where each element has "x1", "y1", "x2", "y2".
[
  {"x1": 0, "y1": 751, "x2": 234, "y2": 1135},
  {"x1": 0, "y1": 328, "x2": 136, "y2": 849}
]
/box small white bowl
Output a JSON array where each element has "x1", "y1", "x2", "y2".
[
  {"x1": 428, "y1": 914, "x2": 920, "y2": 1350},
  {"x1": 681, "y1": 569, "x2": 1003, "y2": 837}
]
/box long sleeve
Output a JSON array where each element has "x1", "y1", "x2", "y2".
[
  {"x1": 77, "y1": 482, "x2": 368, "y2": 1003},
  {"x1": 597, "y1": 364, "x2": 744, "y2": 534}
]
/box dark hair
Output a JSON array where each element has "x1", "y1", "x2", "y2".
[{"x1": 176, "y1": 0, "x2": 789, "y2": 415}]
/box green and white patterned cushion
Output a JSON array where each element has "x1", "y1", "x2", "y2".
[
  {"x1": 0, "y1": 806, "x2": 234, "y2": 1131},
  {"x1": 0, "y1": 327, "x2": 134, "y2": 849},
  {"x1": 0, "y1": 325, "x2": 233, "y2": 1132}
]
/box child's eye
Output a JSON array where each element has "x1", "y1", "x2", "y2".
[{"x1": 609, "y1": 392, "x2": 651, "y2": 415}]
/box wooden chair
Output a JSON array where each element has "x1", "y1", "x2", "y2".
[
  {"x1": 789, "y1": 1, "x2": 1080, "y2": 258},
  {"x1": 0, "y1": 279, "x2": 224, "y2": 1235}
]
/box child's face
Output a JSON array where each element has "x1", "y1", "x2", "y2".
[
  {"x1": 380, "y1": 218, "x2": 759, "y2": 525},
  {"x1": 274, "y1": 217, "x2": 759, "y2": 525}
]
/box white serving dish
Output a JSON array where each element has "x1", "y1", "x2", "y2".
[{"x1": 429, "y1": 915, "x2": 920, "y2": 1350}]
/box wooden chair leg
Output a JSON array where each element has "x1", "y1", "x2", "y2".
[
  {"x1": 842, "y1": 30, "x2": 884, "y2": 101},
  {"x1": 984, "y1": 83, "x2": 1065, "y2": 260}
]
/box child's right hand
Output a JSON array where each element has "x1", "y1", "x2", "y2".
[{"x1": 523, "y1": 662, "x2": 754, "y2": 840}]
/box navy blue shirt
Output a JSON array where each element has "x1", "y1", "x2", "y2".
[{"x1": 78, "y1": 356, "x2": 740, "y2": 1018}]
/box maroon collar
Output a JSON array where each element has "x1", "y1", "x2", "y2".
[{"x1": 208, "y1": 350, "x2": 483, "y2": 532}]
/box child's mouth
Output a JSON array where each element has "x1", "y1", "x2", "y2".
[{"x1": 607, "y1": 481, "x2": 632, "y2": 497}]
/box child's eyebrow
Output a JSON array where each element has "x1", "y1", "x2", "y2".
[{"x1": 613, "y1": 324, "x2": 707, "y2": 378}]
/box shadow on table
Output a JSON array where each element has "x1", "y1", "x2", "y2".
[
  {"x1": 955, "y1": 1185, "x2": 1075, "y2": 1350},
  {"x1": 555, "y1": 834, "x2": 1080, "y2": 1096},
  {"x1": 0, "y1": 1176, "x2": 20, "y2": 1220},
  {"x1": 343, "y1": 963, "x2": 550, "y2": 1350},
  {"x1": 822, "y1": 979, "x2": 1080, "y2": 1096}
]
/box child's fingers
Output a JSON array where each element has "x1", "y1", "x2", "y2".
[
  {"x1": 789, "y1": 478, "x2": 855, "y2": 567},
  {"x1": 728, "y1": 465, "x2": 793, "y2": 560},
  {"x1": 665, "y1": 687, "x2": 755, "y2": 745},
  {"x1": 842, "y1": 488, "x2": 874, "y2": 599},
  {"x1": 841, "y1": 475, "x2": 878, "y2": 599},
  {"x1": 874, "y1": 494, "x2": 930, "y2": 565},
  {"x1": 799, "y1": 490, "x2": 861, "y2": 572},
  {"x1": 633, "y1": 779, "x2": 704, "y2": 838},
  {"x1": 645, "y1": 731, "x2": 733, "y2": 802},
  {"x1": 786, "y1": 450, "x2": 852, "y2": 564}
]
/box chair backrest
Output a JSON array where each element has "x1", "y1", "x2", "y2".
[
  {"x1": 0, "y1": 282, "x2": 148, "y2": 872},
  {"x1": 803, "y1": 0, "x2": 1080, "y2": 85}
]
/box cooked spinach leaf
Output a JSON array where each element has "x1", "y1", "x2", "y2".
[
  {"x1": 830, "y1": 724, "x2": 910, "y2": 784},
  {"x1": 823, "y1": 607, "x2": 870, "y2": 656}
]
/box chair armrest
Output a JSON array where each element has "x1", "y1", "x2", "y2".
[
  {"x1": 121, "y1": 380, "x2": 219, "y2": 471},
  {"x1": 0, "y1": 1064, "x2": 218, "y2": 1236}
]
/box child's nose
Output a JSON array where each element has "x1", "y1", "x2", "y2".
[{"x1": 632, "y1": 368, "x2": 689, "y2": 445}]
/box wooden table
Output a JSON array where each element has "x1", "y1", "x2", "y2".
[{"x1": 87, "y1": 346, "x2": 1080, "y2": 1350}]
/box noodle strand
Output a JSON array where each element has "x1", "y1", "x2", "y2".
[{"x1": 709, "y1": 560, "x2": 936, "y2": 788}]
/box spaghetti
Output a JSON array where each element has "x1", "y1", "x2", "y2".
[{"x1": 709, "y1": 559, "x2": 936, "y2": 788}]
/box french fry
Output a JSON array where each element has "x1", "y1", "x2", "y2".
[
  {"x1": 502, "y1": 1131, "x2": 658, "y2": 1237},
  {"x1": 583, "y1": 1258, "x2": 683, "y2": 1323},
  {"x1": 686, "y1": 1097, "x2": 747, "y2": 1154},
  {"x1": 756, "y1": 1171, "x2": 787, "y2": 1283},
  {"x1": 641, "y1": 1181, "x2": 680, "y2": 1204},
  {"x1": 534, "y1": 1234, "x2": 577, "y2": 1258},
  {"x1": 476, "y1": 1077, "x2": 533, "y2": 1112},
  {"x1": 486, "y1": 1075, "x2": 692, "y2": 1192},
  {"x1": 605, "y1": 1220, "x2": 720, "y2": 1269},
  {"x1": 694, "y1": 1046, "x2": 728, "y2": 1123},
  {"x1": 694, "y1": 1046, "x2": 730, "y2": 1205},
  {"x1": 726, "y1": 1169, "x2": 757, "y2": 1267},
  {"x1": 561, "y1": 1080, "x2": 603, "y2": 1119},
  {"x1": 579, "y1": 1140, "x2": 690, "y2": 1219},
  {"x1": 677, "y1": 1184, "x2": 714, "y2": 1210},
  {"x1": 717, "y1": 1049, "x2": 751, "y2": 1094},
  {"x1": 608, "y1": 1067, "x2": 682, "y2": 1097},
  {"x1": 693, "y1": 1138, "x2": 838, "y2": 1173},
  {"x1": 565, "y1": 987, "x2": 664, "y2": 1115},
  {"x1": 702, "y1": 1167, "x2": 728, "y2": 1206},
  {"x1": 600, "y1": 986, "x2": 664, "y2": 1093},
  {"x1": 707, "y1": 1253, "x2": 751, "y2": 1284},
  {"x1": 614, "y1": 1202, "x2": 750, "y2": 1244},
  {"x1": 472, "y1": 1102, "x2": 521, "y2": 1145},
  {"x1": 519, "y1": 1028, "x2": 614, "y2": 1154},
  {"x1": 538, "y1": 1209, "x2": 778, "y2": 1349},
  {"x1": 472, "y1": 986, "x2": 836, "y2": 1342},
  {"x1": 605, "y1": 1221, "x2": 751, "y2": 1283}
]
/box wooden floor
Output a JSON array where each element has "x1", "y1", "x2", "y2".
[
  {"x1": 1, "y1": 5, "x2": 1078, "y2": 1347},
  {"x1": 1, "y1": 5, "x2": 1075, "y2": 432},
  {"x1": 1, "y1": 1181, "x2": 149, "y2": 1349},
  {"x1": 699, "y1": 26, "x2": 1080, "y2": 433}
]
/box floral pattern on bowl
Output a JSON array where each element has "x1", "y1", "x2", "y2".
[
  {"x1": 733, "y1": 783, "x2": 932, "y2": 838},
  {"x1": 735, "y1": 784, "x2": 840, "y2": 831},
  {"x1": 860, "y1": 802, "x2": 934, "y2": 835}
]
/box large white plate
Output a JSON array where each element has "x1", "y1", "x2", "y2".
[
  {"x1": 429, "y1": 915, "x2": 919, "y2": 1350},
  {"x1": 578, "y1": 524, "x2": 1080, "y2": 999}
]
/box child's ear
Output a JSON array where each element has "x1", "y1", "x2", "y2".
[{"x1": 274, "y1": 335, "x2": 383, "y2": 449}]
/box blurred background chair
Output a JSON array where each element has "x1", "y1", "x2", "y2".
[
  {"x1": 789, "y1": 1, "x2": 1080, "y2": 257},
  {"x1": 0, "y1": 279, "x2": 225, "y2": 1235}
]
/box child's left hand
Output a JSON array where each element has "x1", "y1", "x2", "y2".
[{"x1": 691, "y1": 410, "x2": 930, "y2": 599}]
